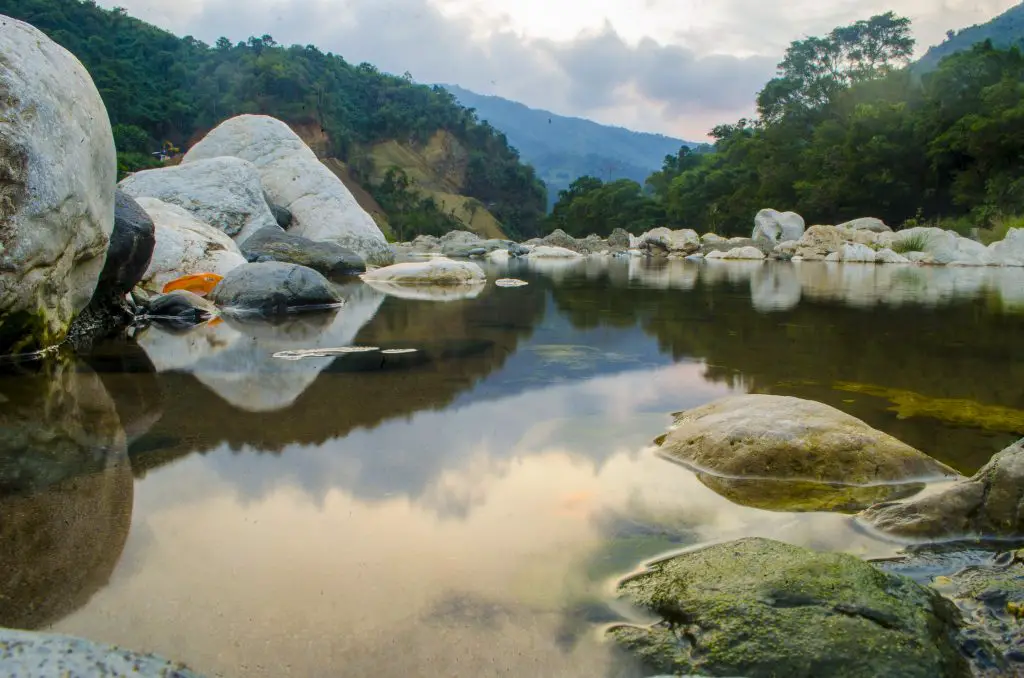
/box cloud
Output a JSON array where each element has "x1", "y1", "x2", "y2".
[{"x1": 99, "y1": 0, "x2": 1020, "y2": 139}]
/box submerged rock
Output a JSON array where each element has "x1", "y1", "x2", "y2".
[
  {"x1": 753, "y1": 209, "x2": 806, "y2": 247},
  {"x1": 183, "y1": 114, "x2": 393, "y2": 265},
  {"x1": 119, "y1": 156, "x2": 277, "y2": 242},
  {"x1": 145, "y1": 290, "x2": 218, "y2": 328},
  {"x1": 210, "y1": 262, "x2": 341, "y2": 315},
  {"x1": 240, "y1": 226, "x2": 365, "y2": 278},
  {"x1": 0, "y1": 629, "x2": 202, "y2": 677},
  {"x1": 657, "y1": 394, "x2": 957, "y2": 485},
  {"x1": 0, "y1": 17, "x2": 116, "y2": 352},
  {"x1": 135, "y1": 197, "x2": 247, "y2": 293},
  {"x1": 860, "y1": 438, "x2": 1024, "y2": 540},
  {"x1": 609, "y1": 537, "x2": 971, "y2": 678}
]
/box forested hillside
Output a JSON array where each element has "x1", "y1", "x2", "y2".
[
  {"x1": 443, "y1": 85, "x2": 700, "y2": 209},
  {"x1": 0, "y1": 0, "x2": 547, "y2": 239},
  {"x1": 916, "y1": 2, "x2": 1024, "y2": 72},
  {"x1": 549, "y1": 12, "x2": 1024, "y2": 238}
]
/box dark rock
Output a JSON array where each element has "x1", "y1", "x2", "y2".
[
  {"x1": 97, "y1": 190, "x2": 156, "y2": 296},
  {"x1": 240, "y1": 226, "x2": 365, "y2": 279},
  {"x1": 609, "y1": 537, "x2": 971, "y2": 678},
  {"x1": 264, "y1": 192, "x2": 293, "y2": 229},
  {"x1": 145, "y1": 290, "x2": 217, "y2": 329},
  {"x1": 442, "y1": 238, "x2": 517, "y2": 258},
  {"x1": 209, "y1": 262, "x2": 342, "y2": 315}
]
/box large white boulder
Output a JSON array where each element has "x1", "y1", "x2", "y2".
[
  {"x1": 840, "y1": 242, "x2": 876, "y2": 263},
  {"x1": 183, "y1": 115, "x2": 392, "y2": 265},
  {"x1": 988, "y1": 228, "x2": 1024, "y2": 266},
  {"x1": 0, "y1": 17, "x2": 116, "y2": 351},
  {"x1": 752, "y1": 209, "x2": 805, "y2": 247},
  {"x1": 118, "y1": 156, "x2": 277, "y2": 243},
  {"x1": 837, "y1": 217, "x2": 891, "y2": 233},
  {"x1": 640, "y1": 227, "x2": 700, "y2": 254},
  {"x1": 134, "y1": 197, "x2": 246, "y2": 293},
  {"x1": 885, "y1": 227, "x2": 992, "y2": 266},
  {"x1": 721, "y1": 246, "x2": 766, "y2": 260}
]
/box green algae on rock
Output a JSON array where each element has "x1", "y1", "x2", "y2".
[
  {"x1": 608, "y1": 537, "x2": 971, "y2": 678},
  {"x1": 657, "y1": 394, "x2": 957, "y2": 485},
  {"x1": 694, "y1": 472, "x2": 926, "y2": 513}
]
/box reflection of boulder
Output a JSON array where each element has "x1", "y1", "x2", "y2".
[
  {"x1": 363, "y1": 280, "x2": 484, "y2": 302},
  {"x1": 610, "y1": 537, "x2": 970, "y2": 678},
  {"x1": 695, "y1": 472, "x2": 924, "y2": 513},
  {"x1": 750, "y1": 265, "x2": 801, "y2": 312},
  {"x1": 0, "y1": 360, "x2": 131, "y2": 629},
  {"x1": 85, "y1": 339, "x2": 165, "y2": 448},
  {"x1": 137, "y1": 284, "x2": 385, "y2": 412}
]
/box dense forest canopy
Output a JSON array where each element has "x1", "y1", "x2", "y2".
[
  {"x1": 0, "y1": 0, "x2": 547, "y2": 239},
  {"x1": 549, "y1": 11, "x2": 1024, "y2": 239}
]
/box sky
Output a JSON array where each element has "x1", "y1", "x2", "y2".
[{"x1": 98, "y1": 0, "x2": 1021, "y2": 140}]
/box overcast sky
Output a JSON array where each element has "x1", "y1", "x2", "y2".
[{"x1": 99, "y1": 0, "x2": 1020, "y2": 139}]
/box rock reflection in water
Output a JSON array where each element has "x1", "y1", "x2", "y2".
[
  {"x1": 136, "y1": 284, "x2": 385, "y2": 412},
  {"x1": 0, "y1": 360, "x2": 132, "y2": 629}
]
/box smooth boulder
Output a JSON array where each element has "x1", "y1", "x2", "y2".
[
  {"x1": 641, "y1": 227, "x2": 700, "y2": 255},
  {"x1": 361, "y1": 258, "x2": 485, "y2": 286},
  {"x1": 609, "y1": 537, "x2": 970, "y2": 678},
  {"x1": 145, "y1": 290, "x2": 218, "y2": 328},
  {"x1": 209, "y1": 262, "x2": 341, "y2": 315},
  {"x1": 988, "y1": 227, "x2": 1024, "y2": 266},
  {"x1": 135, "y1": 198, "x2": 246, "y2": 294},
  {"x1": 753, "y1": 209, "x2": 806, "y2": 247},
  {"x1": 839, "y1": 217, "x2": 892, "y2": 233},
  {"x1": 118, "y1": 156, "x2": 277, "y2": 242},
  {"x1": 527, "y1": 246, "x2": 582, "y2": 259},
  {"x1": 657, "y1": 394, "x2": 957, "y2": 484},
  {"x1": 0, "y1": 17, "x2": 116, "y2": 351},
  {"x1": 183, "y1": 115, "x2": 393, "y2": 265},
  {"x1": 860, "y1": 438, "x2": 1024, "y2": 539},
  {"x1": 96, "y1": 189, "x2": 156, "y2": 296},
  {"x1": 240, "y1": 226, "x2": 365, "y2": 278}
]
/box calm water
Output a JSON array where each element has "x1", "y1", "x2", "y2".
[{"x1": 2, "y1": 259, "x2": 1023, "y2": 677}]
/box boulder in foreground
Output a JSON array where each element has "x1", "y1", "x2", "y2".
[
  {"x1": 0, "y1": 17, "x2": 115, "y2": 352},
  {"x1": 657, "y1": 394, "x2": 957, "y2": 484},
  {"x1": 183, "y1": 115, "x2": 393, "y2": 265},
  {"x1": 210, "y1": 262, "x2": 342, "y2": 315},
  {"x1": 860, "y1": 438, "x2": 1024, "y2": 540},
  {"x1": 609, "y1": 537, "x2": 971, "y2": 678}
]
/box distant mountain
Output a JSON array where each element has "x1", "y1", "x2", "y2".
[
  {"x1": 442, "y1": 85, "x2": 698, "y2": 209},
  {"x1": 916, "y1": 1, "x2": 1024, "y2": 71}
]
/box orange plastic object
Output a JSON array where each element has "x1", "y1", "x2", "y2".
[{"x1": 161, "y1": 272, "x2": 223, "y2": 297}]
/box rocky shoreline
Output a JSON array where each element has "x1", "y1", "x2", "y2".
[{"x1": 2, "y1": 14, "x2": 1023, "y2": 678}]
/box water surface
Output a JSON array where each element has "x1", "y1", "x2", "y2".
[{"x1": 2, "y1": 259, "x2": 1023, "y2": 677}]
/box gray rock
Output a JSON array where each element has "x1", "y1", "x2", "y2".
[
  {"x1": 240, "y1": 226, "x2": 365, "y2": 278},
  {"x1": 607, "y1": 228, "x2": 631, "y2": 250},
  {"x1": 183, "y1": 115, "x2": 393, "y2": 265},
  {"x1": 209, "y1": 262, "x2": 342, "y2": 315},
  {"x1": 609, "y1": 537, "x2": 971, "y2": 678},
  {"x1": 753, "y1": 209, "x2": 806, "y2": 247},
  {"x1": 119, "y1": 156, "x2": 277, "y2": 242},
  {"x1": 97, "y1": 189, "x2": 156, "y2": 296},
  {"x1": 0, "y1": 629, "x2": 203, "y2": 677},
  {"x1": 860, "y1": 438, "x2": 1024, "y2": 539},
  {"x1": 442, "y1": 238, "x2": 517, "y2": 258},
  {"x1": 0, "y1": 17, "x2": 116, "y2": 352},
  {"x1": 839, "y1": 217, "x2": 892, "y2": 233},
  {"x1": 540, "y1": 228, "x2": 580, "y2": 252}
]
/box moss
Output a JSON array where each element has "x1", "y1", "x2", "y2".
[
  {"x1": 834, "y1": 382, "x2": 1024, "y2": 434},
  {"x1": 609, "y1": 538, "x2": 972, "y2": 677},
  {"x1": 695, "y1": 472, "x2": 926, "y2": 513}
]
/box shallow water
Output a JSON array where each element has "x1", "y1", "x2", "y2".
[{"x1": 2, "y1": 259, "x2": 1023, "y2": 677}]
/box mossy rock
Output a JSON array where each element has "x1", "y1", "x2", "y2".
[
  {"x1": 658, "y1": 394, "x2": 957, "y2": 485},
  {"x1": 608, "y1": 537, "x2": 971, "y2": 677}
]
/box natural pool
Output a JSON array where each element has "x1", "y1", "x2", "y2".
[{"x1": 2, "y1": 258, "x2": 1023, "y2": 677}]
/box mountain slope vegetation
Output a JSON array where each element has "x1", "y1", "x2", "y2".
[
  {"x1": 916, "y1": 2, "x2": 1024, "y2": 72},
  {"x1": 0, "y1": 0, "x2": 547, "y2": 239},
  {"x1": 443, "y1": 85, "x2": 702, "y2": 208}
]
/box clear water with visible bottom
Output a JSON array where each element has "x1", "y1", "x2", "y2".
[{"x1": 2, "y1": 258, "x2": 1023, "y2": 677}]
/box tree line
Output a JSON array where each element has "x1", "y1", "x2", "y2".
[
  {"x1": 1, "y1": 0, "x2": 548, "y2": 239},
  {"x1": 547, "y1": 12, "x2": 1024, "y2": 239}
]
